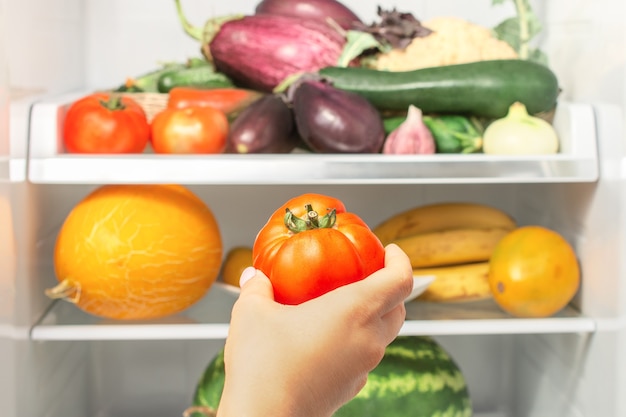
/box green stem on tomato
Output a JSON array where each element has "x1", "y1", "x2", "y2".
[
  {"x1": 284, "y1": 205, "x2": 337, "y2": 233},
  {"x1": 99, "y1": 94, "x2": 126, "y2": 111}
]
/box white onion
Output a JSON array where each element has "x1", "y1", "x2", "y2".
[{"x1": 483, "y1": 102, "x2": 559, "y2": 155}]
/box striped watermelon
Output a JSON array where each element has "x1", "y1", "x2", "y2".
[
  {"x1": 191, "y1": 348, "x2": 225, "y2": 415},
  {"x1": 334, "y1": 336, "x2": 472, "y2": 417},
  {"x1": 190, "y1": 336, "x2": 472, "y2": 417}
]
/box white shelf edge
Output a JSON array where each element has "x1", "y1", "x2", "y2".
[
  {"x1": 26, "y1": 154, "x2": 600, "y2": 185},
  {"x1": 30, "y1": 316, "x2": 596, "y2": 341},
  {"x1": 30, "y1": 297, "x2": 597, "y2": 341},
  {"x1": 399, "y1": 316, "x2": 596, "y2": 336},
  {"x1": 30, "y1": 322, "x2": 230, "y2": 341}
]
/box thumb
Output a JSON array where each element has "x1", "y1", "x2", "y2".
[{"x1": 238, "y1": 266, "x2": 275, "y2": 300}]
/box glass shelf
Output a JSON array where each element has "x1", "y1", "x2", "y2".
[
  {"x1": 26, "y1": 92, "x2": 599, "y2": 185},
  {"x1": 30, "y1": 285, "x2": 595, "y2": 341}
]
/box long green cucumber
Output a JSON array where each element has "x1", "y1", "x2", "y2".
[
  {"x1": 319, "y1": 60, "x2": 560, "y2": 118},
  {"x1": 157, "y1": 66, "x2": 234, "y2": 93}
]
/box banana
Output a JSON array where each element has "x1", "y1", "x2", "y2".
[
  {"x1": 414, "y1": 261, "x2": 492, "y2": 302},
  {"x1": 393, "y1": 227, "x2": 510, "y2": 268},
  {"x1": 373, "y1": 202, "x2": 516, "y2": 245}
]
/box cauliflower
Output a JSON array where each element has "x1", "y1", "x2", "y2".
[{"x1": 373, "y1": 16, "x2": 519, "y2": 71}]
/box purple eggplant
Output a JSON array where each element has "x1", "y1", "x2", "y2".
[
  {"x1": 226, "y1": 94, "x2": 299, "y2": 154},
  {"x1": 255, "y1": 0, "x2": 362, "y2": 30},
  {"x1": 291, "y1": 80, "x2": 385, "y2": 153},
  {"x1": 211, "y1": 15, "x2": 344, "y2": 92},
  {"x1": 175, "y1": 1, "x2": 345, "y2": 92}
]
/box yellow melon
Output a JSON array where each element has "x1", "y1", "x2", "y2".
[{"x1": 47, "y1": 184, "x2": 222, "y2": 320}]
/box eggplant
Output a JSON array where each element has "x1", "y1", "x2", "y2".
[
  {"x1": 255, "y1": 0, "x2": 362, "y2": 30},
  {"x1": 227, "y1": 94, "x2": 300, "y2": 154},
  {"x1": 175, "y1": 0, "x2": 345, "y2": 92},
  {"x1": 292, "y1": 80, "x2": 385, "y2": 153},
  {"x1": 209, "y1": 15, "x2": 345, "y2": 92}
]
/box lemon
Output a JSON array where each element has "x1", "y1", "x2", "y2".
[{"x1": 221, "y1": 246, "x2": 253, "y2": 287}]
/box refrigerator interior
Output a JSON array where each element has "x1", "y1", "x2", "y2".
[{"x1": 2, "y1": 0, "x2": 626, "y2": 416}]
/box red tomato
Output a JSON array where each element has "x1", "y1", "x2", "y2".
[
  {"x1": 62, "y1": 93, "x2": 150, "y2": 153},
  {"x1": 150, "y1": 106, "x2": 229, "y2": 154},
  {"x1": 253, "y1": 193, "x2": 385, "y2": 305}
]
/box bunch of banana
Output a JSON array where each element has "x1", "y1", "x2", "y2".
[{"x1": 373, "y1": 202, "x2": 517, "y2": 302}]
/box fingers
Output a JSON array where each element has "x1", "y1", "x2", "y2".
[
  {"x1": 348, "y1": 244, "x2": 413, "y2": 315},
  {"x1": 238, "y1": 267, "x2": 275, "y2": 301},
  {"x1": 380, "y1": 303, "x2": 407, "y2": 344},
  {"x1": 383, "y1": 243, "x2": 414, "y2": 280}
]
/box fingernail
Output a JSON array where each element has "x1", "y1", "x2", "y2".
[{"x1": 239, "y1": 266, "x2": 257, "y2": 287}]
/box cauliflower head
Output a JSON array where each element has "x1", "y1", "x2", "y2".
[{"x1": 373, "y1": 16, "x2": 519, "y2": 71}]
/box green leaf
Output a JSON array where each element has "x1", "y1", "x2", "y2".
[
  {"x1": 492, "y1": 0, "x2": 548, "y2": 65},
  {"x1": 528, "y1": 48, "x2": 549, "y2": 66},
  {"x1": 337, "y1": 31, "x2": 383, "y2": 67},
  {"x1": 493, "y1": 17, "x2": 522, "y2": 52}
]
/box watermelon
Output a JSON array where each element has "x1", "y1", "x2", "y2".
[
  {"x1": 189, "y1": 349, "x2": 225, "y2": 417},
  {"x1": 190, "y1": 336, "x2": 472, "y2": 417}
]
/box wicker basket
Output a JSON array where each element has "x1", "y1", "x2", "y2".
[{"x1": 119, "y1": 92, "x2": 168, "y2": 122}]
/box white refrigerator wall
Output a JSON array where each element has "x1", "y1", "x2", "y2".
[{"x1": 2, "y1": 1, "x2": 626, "y2": 417}]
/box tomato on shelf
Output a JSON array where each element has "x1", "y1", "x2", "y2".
[
  {"x1": 150, "y1": 106, "x2": 229, "y2": 154},
  {"x1": 252, "y1": 193, "x2": 385, "y2": 305},
  {"x1": 62, "y1": 93, "x2": 151, "y2": 153}
]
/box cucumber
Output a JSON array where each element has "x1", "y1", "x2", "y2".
[
  {"x1": 157, "y1": 66, "x2": 234, "y2": 93},
  {"x1": 114, "y1": 58, "x2": 214, "y2": 93},
  {"x1": 422, "y1": 115, "x2": 483, "y2": 153},
  {"x1": 382, "y1": 115, "x2": 406, "y2": 135},
  {"x1": 115, "y1": 62, "x2": 186, "y2": 92},
  {"x1": 319, "y1": 60, "x2": 560, "y2": 118},
  {"x1": 383, "y1": 113, "x2": 484, "y2": 153}
]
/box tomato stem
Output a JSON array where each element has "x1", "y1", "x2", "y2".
[
  {"x1": 284, "y1": 204, "x2": 337, "y2": 233},
  {"x1": 99, "y1": 94, "x2": 127, "y2": 111}
]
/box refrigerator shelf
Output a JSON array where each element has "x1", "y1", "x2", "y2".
[
  {"x1": 30, "y1": 285, "x2": 595, "y2": 341},
  {"x1": 26, "y1": 94, "x2": 599, "y2": 184},
  {"x1": 0, "y1": 158, "x2": 26, "y2": 182},
  {"x1": 2, "y1": 95, "x2": 37, "y2": 182}
]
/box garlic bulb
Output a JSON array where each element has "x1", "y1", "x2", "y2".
[{"x1": 383, "y1": 105, "x2": 436, "y2": 155}]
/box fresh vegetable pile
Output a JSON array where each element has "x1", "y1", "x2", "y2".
[
  {"x1": 61, "y1": 0, "x2": 561, "y2": 155},
  {"x1": 186, "y1": 336, "x2": 473, "y2": 417}
]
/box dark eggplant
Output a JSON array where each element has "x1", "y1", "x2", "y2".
[
  {"x1": 255, "y1": 0, "x2": 362, "y2": 30},
  {"x1": 292, "y1": 80, "x2": 385, "y2": 153},
  {"x1": 227, "y1": 94, "x2": 299, "y2": 154}
]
